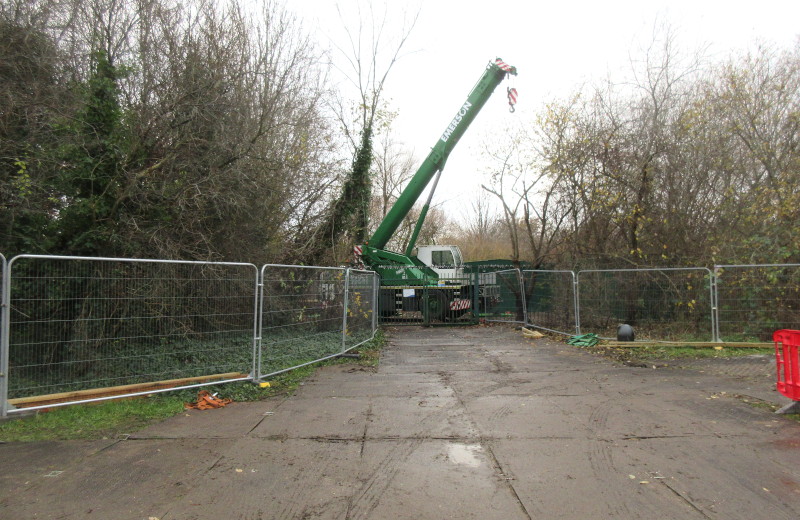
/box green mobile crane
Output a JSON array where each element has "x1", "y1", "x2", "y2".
[{"x1": 355, "y1": 58, "x2": 517, "y2": 319}]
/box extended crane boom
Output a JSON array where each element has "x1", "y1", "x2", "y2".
[
  {"x1": 356, "y1": 57, "x2": 517, "y2": 321},
  {"x1": 366, "y1": 58, "x2": 517, "y2": 251}
]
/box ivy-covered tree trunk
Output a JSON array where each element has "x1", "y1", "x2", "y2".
[
  {"x1": 350, "y1": 125, "x2": 374, "y2": 244},
  {"x1": 303, "y1": 124, "x2": 373, "y2": 264},
  {"x1": 55, "y1": 50, "x2": 128, "y2": 256}
]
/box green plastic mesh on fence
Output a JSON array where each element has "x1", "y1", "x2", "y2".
[
  {"x1": 715, "y1": 265, "x2": 800, "y2": 342},
  {"x1": 577, "y1": 268, "x2": 714, "y2": 341}
]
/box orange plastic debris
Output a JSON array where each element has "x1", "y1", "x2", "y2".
[{"x1": 184, "y1": 390, "x2": 232, "y2": 410}]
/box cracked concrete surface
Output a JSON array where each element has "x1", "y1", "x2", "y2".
[{"x1": 2, "y1": 325, "x2": 800, "y2": 519}]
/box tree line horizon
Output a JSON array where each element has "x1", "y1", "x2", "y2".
[{"x1": 2, "y1": 0, "x2": 798, "y2": 271}]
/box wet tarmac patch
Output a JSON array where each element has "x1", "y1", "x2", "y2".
[{"x1": 446, "y1": 442, "x2": 484, "y2": 467}]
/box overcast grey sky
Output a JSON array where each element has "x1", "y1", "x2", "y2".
[{"x1": 288, "y1": 0, "x2": 800, "y2": 219}]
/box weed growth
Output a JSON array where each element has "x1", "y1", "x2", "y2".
[{"x1": 0, "y1": 330, "x2": 386, "y2": 443}]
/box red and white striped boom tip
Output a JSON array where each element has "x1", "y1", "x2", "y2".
[{"x1": 495, "y1": 58, "x2": 515, "y2": 73}]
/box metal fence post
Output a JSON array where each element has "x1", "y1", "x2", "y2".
[
  {"x1": 472, "y1": 270, "x2": 480, "y2": 324},
  {"x1": 571, "y1": 271, "x2": 580, "y2": 335},
  {"x1": 372, "y1": 272, "x2": 379, "y2": 335},
  {"x1": 713, "y1": 264, "x2": 723, "y2": 341},
  {"x1": 255, "y1": 265, "x2": 266, "y2": 381},
  {"x1": 716, "y1": 268, "x2": 723, "y2": 342},
  {"x1": 709, "y1": 267, "x2": 720, "y2": 343},
  {"x1": 575, "y1": 271, "x2": 583, "y2": 335},
  {"x1": 517, "y1": 269, "x2": 528, "y2": 325},
  {"x1": 342, "y1": 268, "x2": 350, "y2": 353},
  {"x1": 478, "y1": 270, "x2": 485, "y2": 321},
  {"x1": 1, "y1": 253, "x2": 8, "y2": 417}
]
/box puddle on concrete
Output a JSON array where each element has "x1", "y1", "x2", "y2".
[{"x1": 446, "y1": 443, "x2": 484, "y2": 467}]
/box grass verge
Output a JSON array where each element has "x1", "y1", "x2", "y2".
[
  {"x1": 0, "y1": 396, "x2": 186, "y2": 443},
  {"x1": 579, "y1": 342, "x2": 773, "y2": 364},
  {"x1": 0, "y1": 330, "x2": 387, "y2": 443},
  {"x1": 731, "y1": 394, "x2": 800, "y2": 424}
]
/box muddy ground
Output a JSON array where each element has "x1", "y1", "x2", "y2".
[{"x1": 2, "y1": 325, "x2": 800, "y2": 519}]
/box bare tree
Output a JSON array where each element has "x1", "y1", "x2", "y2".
[
  {"x1": 302, "y1": 1, "x2": 419, "y2": 263},
  {"x1": 532, "y1": 24, "x2": 712, "y2": 268},
  {"x1": 370, "y1": 126, "x2": 416, "y2": 224},
  {"x1": 441, "y1": 191, "x2": 514, "y2": 261},
  {"x1": 705, "y1": 42, "x2": 800, "y2": 263},
  {"x1": 480, "y1": 123, "x2": 569, "y2": 269},
  {"x1": 1, "y1": 0, "x2": 337, "y2": 262}
]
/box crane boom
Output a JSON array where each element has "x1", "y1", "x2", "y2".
[
  {"x1": 356, "y1": 55, "x2": 517, "y2": 326},
  {"x1": 365, "y1": 58, "x2": 517, "y2": 251}
]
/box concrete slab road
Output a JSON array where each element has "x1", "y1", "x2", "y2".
[{"x1": 2, "y1": 325, "x2": 800, "y2": 519}]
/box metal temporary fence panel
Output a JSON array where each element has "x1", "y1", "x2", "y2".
[
  {"x1": 715, "y1": 264, "x2": 800, "y2": 342},
  {"x1": 481, "y1": 269, "x2": 527, "y2": 324},
  {"x1": 2, "y1": 255, "x2": 258, "y2": 415},
  {"x1": 258, "y1": 265, "x2": 348, "y2": 379},
  {"x1": 577, "y1": 268, "x2": 714, "y2": 341},
  {"x1": 522, "y1": 270, "x2": 578, "y2": 335},
  {"x1": 346, "y1": 269, "x2": 379, "y2": 349},
  {"x1": 0, "y1": 253, "x2": 7, "y2": 414},
  {"x1": 378, "y1": 267, "x2": 479, "y2": 326}
]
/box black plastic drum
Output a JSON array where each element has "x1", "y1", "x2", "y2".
[{"x1": 617, "y1": 324, "x2": 635, "y2": 342}]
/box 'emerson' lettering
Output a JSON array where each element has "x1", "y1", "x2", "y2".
[{"x1": 440, "y1": 101, "x2": 473, "y2": 142}]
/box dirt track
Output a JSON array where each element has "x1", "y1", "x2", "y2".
[{"x1": 2, "y1": 325, "x2": 800, "y2": 519}]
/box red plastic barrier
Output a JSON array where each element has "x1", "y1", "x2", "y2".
[{"x1": 774, "y1": 329, "x2": 800, "y2": 401}]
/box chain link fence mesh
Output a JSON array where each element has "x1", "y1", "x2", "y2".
[
  {"x1": 522, "y1": 270, "x2": 578, "y2": 336},
  {"x1": 577, "y1": 268, "x2": 714, "y2": 340},
  {"x1": 258, "y1": 265, "x2": 347, "y2": 378},
  {"x1": 715, "y1": 264, "x2": 800, "y2": 342},
  {"x1": 480, "y1": 269, "x2": 526, "y2": 324},
  {"x1": 4, "y1": 256, "x2": 258, "y2": 403},
  {"x1": 2, "y1": 254, "x2": 798, "y2": 413},
  {"x1": 346, "y1": 269, "x2": 378, "y2": 349}
]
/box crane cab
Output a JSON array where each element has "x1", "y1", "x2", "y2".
[{"x1": 414, "y1": 245, "x2": 464, "y2": 282}]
